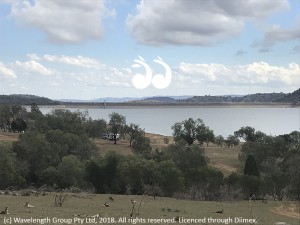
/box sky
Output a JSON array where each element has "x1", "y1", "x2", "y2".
[{"x1": 0, "y1": 0, "x2": 299, "y2": 100}]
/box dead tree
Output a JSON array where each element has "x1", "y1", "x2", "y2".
[{"x1": 54, "y1": 193, "x2": 68, "y2": 207}]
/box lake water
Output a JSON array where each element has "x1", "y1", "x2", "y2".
[{"x1": 38, "y1": 106, "x2": 300, "y2": 137}]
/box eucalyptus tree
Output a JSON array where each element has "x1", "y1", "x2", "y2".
[
  {"x1": 108, "y1": 112, "x2": 126, "y2": 144},
  {"x1": 172, "y1": 118, "x2": 204, "y2": 145}
]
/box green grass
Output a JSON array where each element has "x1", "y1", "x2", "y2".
[{"x1": 0, "y1": 194, "x2": 299, "y2": 225}]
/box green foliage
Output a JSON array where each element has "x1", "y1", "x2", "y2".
[
  {"x1": 185, "y1": 167, "x2": 224, "y2": 200},
  {"x1": 197, "y1": 126, "x2": 215, "y2": 146},
  {"x1": 0, "y1": 144, "x2": 25, "y2": 188},
  {"x1": 126, "y1": 123, "x2": 144, "y2": 147},
  {"x1": 239, "y1": 175, "x2": 261, "y2": 198},
  {"x1": 172, "y1": 118, "x2": 204, "y2": 145},
  {"x1": 13, "y1": 130, "x2": 96, "y2": 184},
  {"x1": 108, "y1": 112, "x2": 126, "y2": 144},
  {"x1": 158, "y1": 160, "x2": 184, "y2": 196},
  {"x1": 225, "y1": 135, "x2": 239, "y2": 148},
  {"x1": 57, "y1": 155, "x2": 85, "y2": 188},
  {"x1": 234, "y1": 126, "x2": 266, "y2": 142},
  {"x1": 132, "y1": 135, "x2": 152, "y2": 158},
  {"x1": 11, "y1": 118, "x2": 27, "y2": 132},
  {"x1": 282, "y1": 150, "x2": 300, "y2": 200},
  {"x1": 244, "y1": 155, "x2": 260, "y2": 177},
  {"x1": 85, "y1": 118, "x2": 107, "y2": 138},
  {"x1": 0, "y1": 105, "x2": 11, "y2": 131},
  {"x1": 165, "y1": 143, "x2": 207, "y2": 174},
  {"x1": 214, "y1": 135, "x2": 224, "y2": 147},
  {"x1": 40, "y1": 166, "x2": 60, "y2": 186}
]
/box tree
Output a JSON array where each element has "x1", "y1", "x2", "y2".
[
  {"x1": 158, "y1": 160, "x2": 184, "y2": 196},
  {"x1": 126, "y1": 123, "x2": 144, "y2": 147},
  {"x1": 225, "y1": 135, "x2": 239, "y2": 148},
  {"x1": 85, "y1": 118, "x2": 107, "y2": 138},
  {"x1": 57, "y1": 155, "x2": 85, "y2": 188},
  {"x1": 13, "y1": 132, "x2": 52, "y2": 182},
  {"x1": 244, "y1": 155, "x2": 260, "y2": 177},
  {"x1": 239, "y1": 135, "x2": 288, "y2": 167},
  {"x1": 132, "y1": 135, "x2": 152, "y2": 158},
  {"x1": 234, "y1": 126, "x2": 266, "y2": 142},
  {"x1": 0, "y1": 143, "x2": 25, "y2": 188},
  {"x1": 166, "y1": 143, "x2": 207, "y2": 174},
  {"x1": 239, "y1": 175, "x2": 261, "y2": 199},
  {"x1": 13, "y1": 130, "x2": 97, "y2": 184},
  {"x1": 109, "y1": 112, "x2": 126, "y2": 144},
  {"x1": 30, "y1": 103, "x2": 42, "y2": 114},
  {"x1": 0, "y1": 105, "x2": 11, "y2": 131},
  {"x1": 39, "y1": 166, "x2": 60, "y2": 187},
  {"x1": 172, "y1": 118, "x2": 204, "y2": 145},
  {"x1": 185, "y1": 167, "x2": 224, "y2": 200},
  {"x1": 215, "y1": 135, "x2": 224, "y2": 147},
  {"x1": 36, "y1": 109, "x2": 88, "y2": 135},
  {"x1": 11, "y1": 118, "x2": 27, "y2": 132},
  {"x1": 197, "y1": 125, "x2": 215, "y2": 146}
]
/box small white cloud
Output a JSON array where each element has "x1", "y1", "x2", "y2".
[
  {"x1": 0, "y1": 62, "x2": 16, "y2": 78},
  {"x1": 42, "y1": 55, "x2": 104, "y2": 69},
  {"x1": 15, "y1": 60, "x2": 54, "y2": 76}
]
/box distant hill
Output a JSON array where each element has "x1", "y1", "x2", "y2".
[
  {"x1": 274, "y1": 88, "x2": 300, "y2": 103},
  {"x1": 142, "y1": 96, "x2": 177, "y2": 103},
  {"x1": 239, "y1": 92, "x2": 286, "y2": 102},
  {"x1": 0, "y1": 94, "x2": 60, "y2": 105},
  {"x1": 182, "y1": 89, "x2": 299, "y2": 104}
]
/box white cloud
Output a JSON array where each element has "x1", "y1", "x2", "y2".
[
  {"x1": 42, "y1": 55, "x2": 104, "y2": 69},
  {"x1": 178, "y1": 62, "x2": 300, "y2": 87},
  {"x1": 0, "y1": 62, "x2": 16, "y2": 78},
  {"x1": 10, "y1": 0, "x2": 108, "y2": 44},
  {"x1": 127, "y1": 0, "x2": 289, "y2": 46},
  {"x1": 15, "y1": 60, "x2": 54, "y2": 76}
]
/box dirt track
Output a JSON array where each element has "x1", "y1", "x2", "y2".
[{"x1": 270, "y1": 203, "x2": 300, "y2": 219}]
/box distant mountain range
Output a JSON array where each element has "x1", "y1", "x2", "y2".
[{"x1": 0, "y1": 89, "x2": 299, "y2": 105}]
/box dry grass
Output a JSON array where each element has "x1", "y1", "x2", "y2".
[
  {"x1": 0, "y1": 132, "x2": 19, "y2": 142},
  {"x1": 0, "y1": 194, "x2": 298, "y2": 225}
]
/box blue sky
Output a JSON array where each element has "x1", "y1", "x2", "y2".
[{"x1": 0, "y1": 0, "x2": 299, "y2": 100}]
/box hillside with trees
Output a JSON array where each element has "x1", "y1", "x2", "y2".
[
  {"x1": 0, "y1": 94, "x2": 60, "y2": 105},
  {"x1": 181, "y1": 90, "x2": 298, "y2": 104},
  {"x1": 126, "y1": 89, "x2": 299, "y2": 104},
  {"x1": 274, "y1": 88, "x2": 300, "y2": 103},
  {"x1": 0, "y1": 105, "x2": 299, "y2": 201}
]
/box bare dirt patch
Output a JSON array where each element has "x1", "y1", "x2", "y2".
[
  {"x1": 0, "y1": 132, "x2": 19, "y2": 142},
  {"x1": 211, "y1": 162, "x2": 237, "y2": 173},
  {"x1": 270, "y1": 203, "x2": 300, "y2": 219}
]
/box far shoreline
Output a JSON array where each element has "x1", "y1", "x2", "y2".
[{"x1": 36, "y1": 102, "x2": 300, "y2": 109}]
